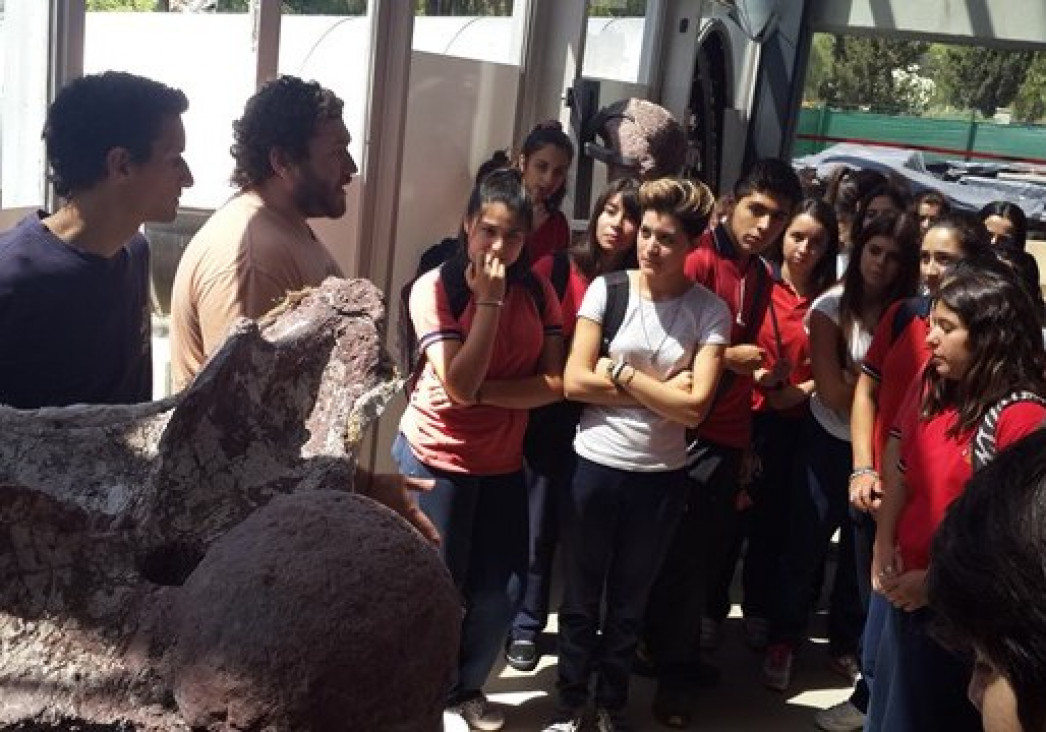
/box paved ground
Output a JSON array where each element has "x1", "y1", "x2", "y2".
[{"x1": 483, "y1": 607, "x2": 854, "y2": 731}]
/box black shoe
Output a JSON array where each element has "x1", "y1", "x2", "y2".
[
  {"x1": 505, "y1": 639, "x2": 539, "y2": 672},
  {"x1": 652, "y1": 686, "x2": 693, "y2": 729}
]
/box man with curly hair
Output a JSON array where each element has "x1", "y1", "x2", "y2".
[
  {"x1": 0, "y1": 71, "x2": 192, "y2": 409},
  {"x1": 170, "y1": 75, "x2": 357, "y2": 390}
]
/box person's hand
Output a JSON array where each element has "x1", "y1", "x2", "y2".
[
  {"x1": 850, "y1": 470, "x2": 881, "y2": 513},
  {"x1": 871, "y1": 542, "x2": 903, "y2": 595},
  {"x1": 465, "y1": 250, "x2": 506, "y2": 303},
  {"x1": 355, "y1": 468, "x2": 441, "y2": 546},
  {"x1": 882, "y1": 570, "x2": 928, "y2": 612},
  {"x1": 666, "y1": 369, "x2": 693, "y2": 392},
  {"x1": 729, "y1": 344, "x2": 766, "y2": 374}
]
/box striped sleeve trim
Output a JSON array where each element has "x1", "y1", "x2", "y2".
[
  {"x1": 418, "y1": 329, "x2": 463, "y2": 352},
  {"x1": 861, "y1": 362, "x2": 882, "y2": 381}
]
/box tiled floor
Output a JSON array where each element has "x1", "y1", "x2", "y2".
[{"x1": 483, "y1": 607, "x2": 854, "y2": 731}]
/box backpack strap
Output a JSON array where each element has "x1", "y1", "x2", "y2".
[
  {"x1": 550, "y1": 250, "x2": 571, "y2": 301},
  {"x1": 971, "y1": 390, "x2": 1046, "y2": 472},
  {"x1": 438, "y1": 259, "x2": 472, "y2": 321},
  {"x1": 600, "y1": 270, "x2": 630, "y2": 357}
]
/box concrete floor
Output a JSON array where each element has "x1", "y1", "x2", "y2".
[{"x1": 482, "y1": 606, "x2": 854, "y2": 732}]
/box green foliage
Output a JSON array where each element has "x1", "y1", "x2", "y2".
[
  {"x1": 414, "y1": 0, "x2": 513, "y2": 14},
  {"x1": 86, "y1": 0, "x2": 159, "y2": 10},
  {"x1": 934, "y1": 46, "x2": 1033, "y2": 118},
  {"x1": 588, "y1": 0, "x2": 647, "y2": 17},
  {"x1": 803, "y1": 33, "x2": 833, "y2": 104},
  {"x1": 1009, "y1": 52, "x2": 1046, "y2": 123},
  {"x1": 813, "y1": 35, "x2": 929, "y2": 114}
]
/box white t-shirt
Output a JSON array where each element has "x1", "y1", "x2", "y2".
[
  {"x1": 574, "y1": 272, "x2": 731, "y2": 472},
  {"x1": 807, "y1": 285, "x2": 873, "y2": 441}
]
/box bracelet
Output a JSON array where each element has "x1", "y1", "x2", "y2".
[
  {"x1": 622, "y1": 364, "x2": 636, "y2": 386},
  {"x1": 610, "y1": 360, "x2": 628, "y2": 385},
  {"x1": 849, "y1": 467, "x2": 878, "y2": 483},
  {"x1": 476, "y1": 299, "x2": 503, "y2": 308}
]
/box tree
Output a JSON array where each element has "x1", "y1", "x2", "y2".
[
  {"x1": 815, "y1": 36, "x2": 929, "y2": 113},
  {"x1": 934, "y1": 46, "x2": 1033, "y2": 118},
  {"x1": 1011, "y1": 52, "x2": 1046, "y2": 123}
]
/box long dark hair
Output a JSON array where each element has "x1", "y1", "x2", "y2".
[
  {"x1": 979, "y1": 200, "x2": 1028, "y2": 251},
  {"x1": 765, "y1": 198, "x2": 840, "y2": 297},
  {"x1": 921, "y1": 264, "x2": 1046, "y2": 436},
  {"x1": 452, "y1": 167, "x2": 536, "y2": 287},
  {"x1": 571, "y1": 178, "x2": 641, "y2": 281},
  {"x1": 518, "y1": 120, "x2": 575, "y2": 213},
  {"x1": 838, "y1": 210, "x2": 921, "y2": 339},
  {"x1": 850, "y1": 183, "x2": 911, "y2": 245}
]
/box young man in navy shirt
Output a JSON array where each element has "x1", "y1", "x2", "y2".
[{"x1": 0, "y1": 71, "x2": 192, "y2": 408}]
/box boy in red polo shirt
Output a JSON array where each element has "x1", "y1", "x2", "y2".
[{"x1": 645, "y1": 159, "x2": 802, "y2": 726}]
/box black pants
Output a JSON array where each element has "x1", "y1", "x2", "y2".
[
  {"x1": 645, "y1": 439, "x2": 742, "y2": 687},
  {"x1": 556, "y1": 457, "x2": 686, "y2": 711}
]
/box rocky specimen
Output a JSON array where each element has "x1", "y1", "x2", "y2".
[
  {"x1": 0, "y1": 278, "x2": 460, "y2": 731},
  {"x1": 587, "y1": 97, "x2": 687, "y2": 180}
]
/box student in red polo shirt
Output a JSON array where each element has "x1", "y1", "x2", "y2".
[
  {"x1": 393, "y1": 168, "x2": 564, "y2": 731},
  {"x1": 867, "y1": 264, "x2": 1046, "y2": 731},
  {"x1": 644, "y1": 158, "x2": 802, "y2": 727},
  {"x1": 739, "y1": 199, "x2": 840, "y2": 648},
  {"x1": 822, "y1": 212, "x2": 993, "y2": 731}
]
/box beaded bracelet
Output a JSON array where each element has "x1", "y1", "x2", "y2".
[{"x1": 848, "y1": 467, "x2": 878, "y2": 483}]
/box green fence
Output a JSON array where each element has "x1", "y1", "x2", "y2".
[{"x1": 794, "y1": 106, "x2": 1046, "y2": 165}]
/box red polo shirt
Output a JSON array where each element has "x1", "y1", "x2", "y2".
[
  {"x1": 528, "y1": 210, "x2": 570, "y2": 262},
  {"x1": 684, "y1": 223, "x2": 771, "y2": 448},
  {"x1": 894, "y1": 383, "x2": 1046, "y2": 571},
  {"x1": 532, "y1": 253, "x2": 589, "y2": 341},
  {"x1": 861, "y1": 296, "x2": 931, "y2": 471},
  {"x1": 751, "y1": 267, "x2": 814, "y2": 417}
]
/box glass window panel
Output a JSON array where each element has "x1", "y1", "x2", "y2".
[
  {"x1": 413, "y1": 0, "x2": 522, "y2": 66},
  {"x1": 1, "y1": 0, "x2": 49, "y2": 210},
  {"x1": 583, "y1": 0, "x2": 649, "y2": 83},
  {"x1": 83, "y1": 4, "x2": 257, "y2": 209}
]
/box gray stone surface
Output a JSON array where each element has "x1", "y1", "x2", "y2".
[{"x1": 0, "y1": 278, "x2": 458, "y2": 731}]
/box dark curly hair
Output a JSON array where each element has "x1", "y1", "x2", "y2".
[
  {"x1": 230, "y1": 76, "x2": 344, "y2": 189},
  {"x1": 43, "y1": 71, "x2": 188, "y2": 198}
]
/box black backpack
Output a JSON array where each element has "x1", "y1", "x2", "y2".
[{"x1": 397, "y1": 257, "x2": 547, "y2": 395}]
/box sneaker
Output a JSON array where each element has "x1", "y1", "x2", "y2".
[
  {"x1": 828, "y1": 653, "x2": 861, "y2": 684},
  {"x1": 699, "y1": 617, "x2": 721, "y2": 650},
  {"x1": 541, "y1": 706, "x2": 584, "y2": 732},
  {"x1": 451, "y1": 695, "x2": 505, "y2": 731},
  {"x1": 742, "y1": 616, "x2": 769, "y2": 650},
  {"x1": 814, "y1": 700, "x2": 866, "y2": 732},
  {"x1": 443, "y1": 710, "x2": 470, "y2": 732},
  {"x1": 595, "y1": 706, "x2": 634, "y2": 732},
  {"x1": 761, "y1": 642, "x2": 794, "y2": 692},
  {"x1": 505, "y1": 639, "x2": 539, "y2": 672}
]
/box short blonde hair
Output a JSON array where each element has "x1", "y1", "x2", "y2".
[{"x1": 638, "y1": 177, "x2": 715, "y2": 237}]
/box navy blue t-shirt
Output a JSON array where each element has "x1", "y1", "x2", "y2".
[{"x1": 0, "y1": 214, "x2": 152, "y2": 408}]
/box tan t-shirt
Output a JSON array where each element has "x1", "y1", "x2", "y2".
[{"x1": 169, "y1": 191, "x2": 343, "y2": 390}]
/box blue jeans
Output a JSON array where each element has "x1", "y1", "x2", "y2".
[
  {"x1": 866, "y1": 606, "x2": 980, "y2": 731},
  {"x1": 557, "y1": 456, "x2": 687, "y2": 711},
  {"x1": 392, "y1": 433, "x2": 528, "y2": 702}
]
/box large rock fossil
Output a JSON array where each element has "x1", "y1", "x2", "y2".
[{"x1": 0, "y1": 278, "x2": 460, "y2": 731}]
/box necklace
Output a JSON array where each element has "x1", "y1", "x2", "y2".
[{"x1": 638, "y1": 288, "x2": 685, "y2": 369}]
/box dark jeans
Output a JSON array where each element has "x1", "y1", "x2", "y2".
[
  {"x1": 848, "y1": 508, "x2": 879, "y2": 711},
  {"x1": 392, "y1": 433, "x2": 528, "y2": 702},
  {"x1": 769, "y1": 414, "x2": 864, "y2": 656},
  {"x1": 741, "y1": 410, "x2": 806, "y2": 619},
  {"x1": 645, "y1": 439, "x2": 742, "y2": 686},
  {"x1": 557, "y1": 456, "x2": 687, "y2": 711},
  {"x1": 866, "y1": 607, "x2": 981, "y2": 732},
  {"x1": 509, "y1": 453, "x2": 576, "y2": 643}
]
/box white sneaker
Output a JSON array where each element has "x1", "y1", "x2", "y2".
[
  {"x1": 814, "y1": 700, "x2": 866, "y2": 732},
  {"x1": 451, "y1": 695, "x2": 505, "y2": 731},
  {"x1": 541, "y1": 710, "x2": 584, "y2": 732},
  {"x1": 443, "y1": 710, "x2": 470, "y2": 732}
]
